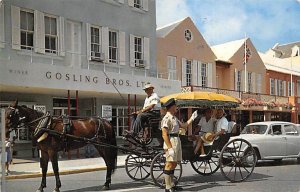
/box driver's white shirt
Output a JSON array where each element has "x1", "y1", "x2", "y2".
[{"x1": 143, "y1": 92, "x2": 161, "y2": 111}]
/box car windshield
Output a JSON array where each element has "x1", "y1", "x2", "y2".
[{"x1": 241, "y1": 125, "x2": 268, "y2": 134}]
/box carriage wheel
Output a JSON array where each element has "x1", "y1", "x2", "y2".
[
  {"x1": 190, "y1": 154, "x2": 219, "y2": 176},
  {"x1": 150, "y1": 152, "x2": 182, "y2": 188},
  {"x1": 125, "y1": 154, "x2": 151, "y2": 181},
  {"x1": 219, "y1": 138, "x2": 257, "y2": 182}
]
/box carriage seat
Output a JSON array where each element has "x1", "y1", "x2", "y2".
[{"x1": 147, "y1": 117, "x2": 161, "y2": 129}]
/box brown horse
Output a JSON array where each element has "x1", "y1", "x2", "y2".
[{"x1": 5, "y1": 101, "x2": 117, "y2": 192}]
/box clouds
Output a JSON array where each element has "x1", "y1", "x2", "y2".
[
  {"x1": 156, "y1": 0, "x2": 300, "y2": 51},
  {"x1": 156, "y1": 0, "x2": 190, "y2": 27}
]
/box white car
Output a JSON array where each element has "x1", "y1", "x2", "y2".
[{"x1": 233, "y1": 121, "x2": 300, "y2": 162}]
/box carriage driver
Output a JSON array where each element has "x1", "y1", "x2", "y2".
[
  {"x1": 127, "y1": 83, "x2": 161, "y2": 138},
  {"x1": 162, "y1": 98, "x2": 198, "y2": 192}
]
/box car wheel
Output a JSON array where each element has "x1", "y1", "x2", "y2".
[{"x1": 297, "y1": 157, "x2": 300, "y2": 164}]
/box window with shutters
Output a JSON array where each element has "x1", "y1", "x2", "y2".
[
  {"x1": 297, "y1": 81, "x2": 300, "y2": 96},
  {"x1": 201, "y1": 63, "x2": 207, "y2": 87},
  {"x1": 91, "y1": 26, "x2": 101, "y2": 60},
  {"x1": 288, "y1": 81, "x2": 294, "y2": 96},
  {"x1": 277, "y1": 80, "x2": 283, "y2": 96},
  {"x1": 109, "y1": 30, "x2": 118, "y2": 63},
  {"x1": 45, "y1": 16, "x2": 57, "y2": 54},
  {"x1": 20, "y1": 10, "x2": 34, "y2": 50},
  {"x1": 237, "y1": 70, "x2": 242, "y2": 91},
  {"x1": 186, "y1": 60, "x2": 192, "y2": 86},
  {"x1": 134, "y1": 36, "x2": 143, "y2": 64},
  {"x1": 134, "y1": 0, "x2": 142, "y2": 8},
  {"x1": 270, "y1": 78, "x2": 275, "y2": 95},
  {"x1": 167, "y1": 56, "x2": 177, "y2": 80},
  {"x1": 247, "y1": 72, "x2": 252, "y2": 92}
]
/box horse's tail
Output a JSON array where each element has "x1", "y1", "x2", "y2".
[{"x1": 110, "y1": 125, "x2": 118, "y2": 173}]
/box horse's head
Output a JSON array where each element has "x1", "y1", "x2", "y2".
[{"x1": 5, "y1": 100, "x2": 27, "y2": 131}]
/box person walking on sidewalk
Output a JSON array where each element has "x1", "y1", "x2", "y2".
[
  {"x1": 5, "y1": 133, "x2": 12, "y2": 175},
  {"x1": 161, "y1": 98, "x2": 198, "y2": 192}
]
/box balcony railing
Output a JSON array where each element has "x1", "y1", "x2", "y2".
[{"x1": 182, "y1": 86, "x2": 290, "y2": 104}]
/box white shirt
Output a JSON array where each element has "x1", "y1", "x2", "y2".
[
  {"x1": 198, "y1": 117, "x2": 216, "y2": 134},
  {"x1": 227, "y1": 121, "x2": 236, "y2": 133},
  {"x1": 143, "y1": 92, "x2": 161, "y2": 111},
  {"x1": 216, "y1": 116, "x2": 229, "y2": 132}
]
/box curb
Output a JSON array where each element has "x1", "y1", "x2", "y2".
[{"x1": 5, "y1": 166, "x2": 108, "y2": 180}]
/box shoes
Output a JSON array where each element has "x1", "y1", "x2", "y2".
[
  {"x1": 199, "y1": 154, "x2": 207, "y2": 157},
  {"x1": 165, "y1": 188, "x2": 175, "y2": 192},
  {"x1": 172, "y1": 186, "x2": 183, "y2": 191},
  {"x1": 165, "y1": 186, "x2": 183, "y2": 191}
]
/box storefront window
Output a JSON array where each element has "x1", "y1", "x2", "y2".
[
  {"x1": 252, "y1": 111, "x2": 264, "y2": 122},
  {"x1": 112, "y1": 106, "x2": 138, "y2": 137},
  {"x1": 271, "y1": 112, "x2": 291, "y2": 122},
  {"x1": 53, "y1": 98, "x2": 77, "y2": 116}
]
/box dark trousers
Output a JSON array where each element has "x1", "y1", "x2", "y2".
[{"x1": 132, "y1": 110, "x2": 160, "y2": 134}]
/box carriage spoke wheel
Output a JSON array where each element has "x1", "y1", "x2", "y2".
[
  {"x1": 191, "y1": 154, "x2": 219, "y2": 176},
  {"x1": 219, "y1": 138, "x2": 257, "y2": 182},
  {"x1": 125, "y1": 154, "x2": 151, "y2": 181},
  {"x1": 150, "y1": 152, "x2": 182, "y2": 188}
]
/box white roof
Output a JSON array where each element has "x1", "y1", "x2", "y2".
[
  {"x1": 248, "y1": 121, "x2": 295, "y2": 126},
  {"x1": 156, "y1": 18, "x2": 187, "y2": 38},
  {"x1": 211, "y1": 38, "x2": 246, "y2": 62},
  {"x1": 272, "y1": 41, "x2": 300, "y2": 58},
  {"x1": 259, "y1": 52, "x2": 300, "y2": 76}
]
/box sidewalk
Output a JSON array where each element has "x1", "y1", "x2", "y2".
[{"x1": 2, "y1": 155, "x2": 128, "y2": 180}]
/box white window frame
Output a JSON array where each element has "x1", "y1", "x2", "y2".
[
  {"x1": 186, "y1": 60, "x2": 192, "y2": 86},
  {"x1": 109, "y1": 30, "x2": 118, "y2": 63},
  {"x1": 44, "y1": 15, "x2": 58, "y2": 54},
  {"x1": 288, "y1": 81, "x2": 294, "y2": 96},
  {"x1": 134, "y1": 0, "x2": 142, "y2": 8},
  {"x1": 201, "y1": 63, "x2": 208, "y2": 87},
  {"x1": 20, "y1": 9, "x2": 34, "y2": 50},
  {"x1": 277, "y1": 80, "x2": 283, "y2": 96},
  {"x1": 90, "y1": 26, "x2": 102, "y2": 60},
  {"x1": 297, "y1": 80, "x2": 300, "y2": 96},
  {"x1": 237, "y1": 70, "x2": 242, "y2": 91},
  {"x1": 167, "y1": 56, "x2": 177, "y2": 80},
  {"x1": 134, "y1": 36, "x2": 143, "y2": 64},
  {"x1": 247, "y1": 72, "x2": 252, "y2": 92},
  {"x1": 270, "y1": 78, "x2": 275, "y2": 95}
]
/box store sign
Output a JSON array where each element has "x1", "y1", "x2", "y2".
[
  {"x1": 102, "y1": 105, "x2": 112, "y2": 121},
  {"x1": 1, "y1": 62, "x2": 181, "y2": 96},
  {"x1": 34, "y1": 105, "x2": 46, "y2": 113}
]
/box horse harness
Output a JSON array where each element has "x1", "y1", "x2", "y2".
[{"x1": 34, "y1": 113, "x2": 109, "y2": 150}]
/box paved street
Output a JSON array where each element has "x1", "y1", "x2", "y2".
[{"x1": 6, "y1": 159, "x2": 300, "y2": 192}]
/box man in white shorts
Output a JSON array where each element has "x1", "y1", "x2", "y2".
[{"x1": 161, "y1": 98, "x2": 197, "y2": 192}]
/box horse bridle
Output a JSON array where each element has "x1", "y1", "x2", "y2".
[{"x1": 7, "y1": 106, "x2": 27, "y2": 131}]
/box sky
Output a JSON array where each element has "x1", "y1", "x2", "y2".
[{"x1": 156, "y1": 0, "x2": 300, "y2": 52}]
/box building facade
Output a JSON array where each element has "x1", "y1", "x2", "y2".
[
  {"x1": 0, "y1": 0, "x2": 181, "y2": 142},
  {"x1": 156, "y1": 17, "x2": 217, "y2": 88},
  {"x1": 260, "y1": 42, "x2": 300, "y2": 123}
]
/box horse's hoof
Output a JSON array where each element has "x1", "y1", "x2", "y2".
[
  {"x1": 36, "y1": 189, "x2": 43, "y2": 192},
  {"x1": 102, "y1": 185, "x2": 110, "y2": 190},
  {"x1": 52, "y1": 188, "x2": 60, "y2": 192}
]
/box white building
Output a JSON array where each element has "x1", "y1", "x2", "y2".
[{"x1": 0, "y1": 0, "x2": 181, "y2": 141}]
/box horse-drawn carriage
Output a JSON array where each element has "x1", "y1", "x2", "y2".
[
  {"x1": 4, "y1": 91, "x2": 257, "y2": 192},
  {"x1": 123, "y1": 91, "x2": 257, "y2": 187}
]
